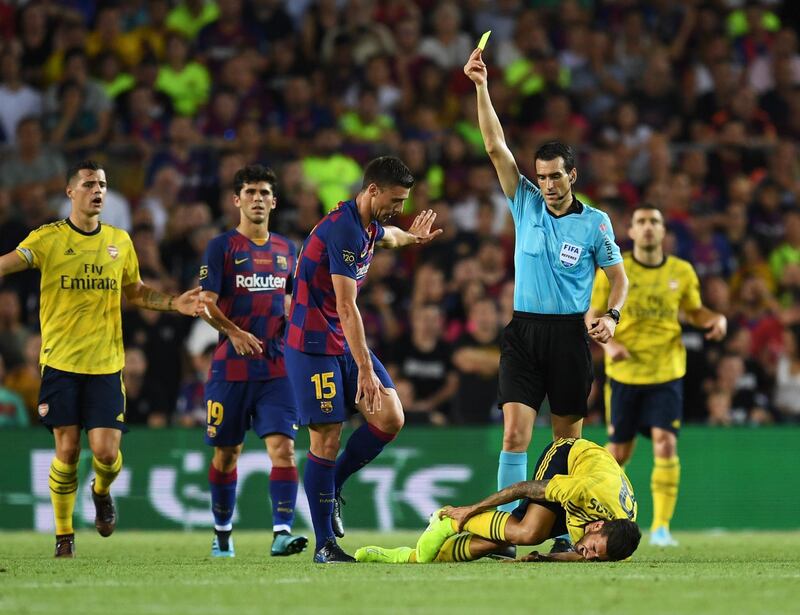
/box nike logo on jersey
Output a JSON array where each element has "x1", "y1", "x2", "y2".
[{"x1": 234, "y1": 257, "x2": 249, "y2": 264}]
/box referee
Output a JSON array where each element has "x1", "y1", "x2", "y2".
[{"x1": 463, "y1": 48, "x2": 629, "y2": 549}]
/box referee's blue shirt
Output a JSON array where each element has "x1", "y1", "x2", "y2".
[{"x1": 509, "y1": 175, "x2": 622, "y2": 314}]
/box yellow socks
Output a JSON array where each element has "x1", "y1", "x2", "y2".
[
  {"x1": 92, "y1": 451, "x2": 122, "y2": 496},
  {"x1": 651, "y1": 456, "x2": 680, "y2": 530},
  {"x1": 435, "y1": 534, "x2": 475, "y2": 562},
  {"x1": 49, "y1": 457, "x2": 78, "y2": 535},
  {"x1": 460, "y1": 511, "x2": 510, "y2": 542}
]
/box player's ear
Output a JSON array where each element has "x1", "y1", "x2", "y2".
[
  {"x1": 270, "y1": 197, "x2": 277, "y2": 210},
  {"x1": 569, "y1": 169, "x2": 577, "y2": 184}
]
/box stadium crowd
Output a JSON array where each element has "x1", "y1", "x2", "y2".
[{"x1": 0, "y1": 0, "x2": 799, "y2": 429}]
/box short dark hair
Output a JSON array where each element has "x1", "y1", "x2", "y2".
[
  {"x1": 66, "y1": 160, "x2": 104, "y2": 184},
  {"x1": 233, "y1": 164, "x2": 278, "y2": 195},
  {"x1": 630, "y1": 203, "x2": 664, "y2": 221},
  {"x1": 601, "y1": 519, "x2": 642, "y2": 561},
  {"x1": 361, "y1": 156, "x2": 415, "y2": 190},
  {"x1": 534, "y1": 141, "x2": 576, "y2": 173}
]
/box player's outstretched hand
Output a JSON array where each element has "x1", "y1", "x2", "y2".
[
  {"x1": 464, "y1": 48, "x2": 487, "y2": 86},
  {"x1": 174, "y1": 286, "x2": 206, "y2": 317},
  {"x1": 588, "y1": 315, "x2": 616, "y2": 344},
  {"x1": 228, "y1": 328, "x2": 263, "y2": 356},
  {"x1": 440, "y1": 505, "x2": 477, "y2": 532},
  {"x1": 705, "y1": 314, "x2": 727, "y2": 341},
  {"x1": 356, "y1": 367, "x2": 387, "y2": 414},
  {"x1": 407, "y1": 209, "x2": 443, "y2": 244}
]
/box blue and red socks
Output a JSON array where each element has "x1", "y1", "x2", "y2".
[
  {"x1": 209, "y1": 464, "x2": 237, "y2": 531},
  {"x1": 334, "y1": 424, "x2": 396, "y2": 493},
  {"x1": 304, "y1": 452, "x2": 336, "y2": 551},
  {"x1": 270, "y1": 466, "x2": 299, "y2": 533}
]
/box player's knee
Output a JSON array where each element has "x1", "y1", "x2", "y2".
[
  {"x1": 653, "y1": 436, "x2": 676, "y2": 458},
  {"x1": 502, "y1": 427, "x2": 530, "y2": 452},
  {"x1": 507, "y1": 522, "x2": 545, "y2": 546},
  {"x1": 213, "y1": 447, "x2": 240, "y2": 471},
  {"x1": 57, "y1": 443, "x2": 81, "y2": 464},
  {"x1": 608, "y1": 445, "x2": 631, "y2": 466},
  {"x1": 268, "y1": 438, "x2": 296, "y2": 467},
  {"x1": 378, "y1": 410, "x2": 404, "y2": 435},
  {"x1": 94, "y1": 450, "x2": 118, "y2": 465}
]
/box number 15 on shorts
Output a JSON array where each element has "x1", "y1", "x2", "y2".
[{"x1": 311, "y1": 372, "x2": 336, "y2": 413}]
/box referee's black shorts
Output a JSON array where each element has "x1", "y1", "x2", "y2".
[{"x1": 498, "y1": 311, "x2": 592, "y2": 417}]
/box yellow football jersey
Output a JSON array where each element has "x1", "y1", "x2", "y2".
[
  {"x1": 591, "y1": 253, "x2": 702, "y2": 385},
  {"x1": 544, "y1": 439, "x2": 638, "y2": 544},
  {"x1": 16, "y1": 220, "x2": 140, "y2": 374}
]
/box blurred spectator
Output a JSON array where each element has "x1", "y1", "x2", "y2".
[
  {"x1": 0, "y1": 355, "x2": 28, "y2": 428},
  {"x1": 146, "y1": 115, "x2": 217, "y2": 203},
  {"x1": 300, "y1": 126, "x2": 361, "y2": 211},
  {"x1": 0, "y1": 116, "x2": 66, "y2": 202},
  {"x1": 122, "y1": 346, "x2": 170, "y2": 427},
  {"x1": 319, "y1": 0, "x2": 395, "y2": 66},
  {"x1": 85, "y1": 5, "x2": 143, "y2": 68},
  {"x1": 451, "y1": 297, "x2": 501, "y2": 425},
  {"x1": 175, "y1": 342, "x2": 215, "y2": 427},
  {"x1": 166, "y1": 0, "x2": 221, "y2": 40},
  {"x1": 418, "y1": 1, "x2": 471, "y2": 71},
  {"x1": 0, "y1": 287, "x2": 29, "y2": 371},
  {"x1": 5, "y1": 333, "x2": 42, "y2": 421},
  {"x1": 196, "y1": 0, "x2": 263, "y2": 74},
  {"x1": 386, "y1": 303, "x2": 457, "y2": 426},
  {"x1": 17, "y1": 3, "x2": 52, "y2": 88},
  {"x1": 122, "y1": 273, "x2": 190, "y2": 412},
  {"x1": 0, "y1": 47, "x2": 43, "y2": 145},
  {"x1": 773, "y1": 327, "x2": 800, "y2": 421},
  {"x1": 769, "y1": 208, "x2": 800, "y2": 300},
  {"x1": 707, "y1": 353, "x2": 773, "y2": 426},
  {"x1": 43, "y1": 48, "x2": 111, "y2": 154},
  {"x1": 155, "y1": 30, "x2": 211, "y2": 116}
]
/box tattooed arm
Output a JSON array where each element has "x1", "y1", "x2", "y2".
[
  {"x1": 123, "y1": 282, "x2": 205, "y2": 316},
  {"x1": 442, "y1": 480, "x2": 550, "y2": 530}
]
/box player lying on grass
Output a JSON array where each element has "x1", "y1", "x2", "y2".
[{"x1": 356, "y1": 438, "x2": 641, "y2": 563}]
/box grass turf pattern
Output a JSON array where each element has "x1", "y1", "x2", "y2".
[{"x1": 1, "y1": 530, "x2": 798, "y2": 614}]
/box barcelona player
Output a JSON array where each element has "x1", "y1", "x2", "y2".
[
  {"x1": 0, "y1": 160, "x2": 205, "y2": 557},
  {"x1": 589, "y1": 205, "x2": 726, "y2": 546},
  {"x1": 355, "y1": 438, "x2": 641, "y2": 563},
  {"x1": 199, "y1": 165, "x2": 307, "y2": 558},
  {"x1": 285, "y1": 156, "x2": 441, "y2": 562}
]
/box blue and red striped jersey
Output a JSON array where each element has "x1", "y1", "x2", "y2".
[
  {"x1": 286, "y1": 200, "x2": 385, "y2": 355},
  {"x1": 200, "y1": 230, "x2": 296, "y2": 381}
]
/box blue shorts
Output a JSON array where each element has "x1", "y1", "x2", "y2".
[
  {"x1": 284, "y1": 347, "x2": 395, "y2": 426},
  {"x1": 38, "y1": 366, "x2": 127, "y2": 433},
  {"x1": 607, "y1": 378, "x2": 683, "y2": 443},
  {"x1": 204, "y1": 377, "x2": 299, "y2": 446}
]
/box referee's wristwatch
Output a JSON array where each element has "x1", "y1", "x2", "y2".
[{"x1": 605, "y1": 308, "x2": 621, "y2": 325}]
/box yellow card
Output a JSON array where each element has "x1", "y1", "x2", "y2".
[{"x1": 477, "y1": 30, "x2": 491, "y2": 50}]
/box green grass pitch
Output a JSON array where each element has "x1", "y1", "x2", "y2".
[{"x1": 2, "y1": 530, "x2": 799, "y2": 615}]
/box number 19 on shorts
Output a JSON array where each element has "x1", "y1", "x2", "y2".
[{"x1": 207, "y1": 400, "x2": 224, "y2": 426}]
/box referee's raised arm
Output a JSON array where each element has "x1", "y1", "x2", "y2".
[{"x1": 464, "y1": 48, "x2": 519, "y2": 199}]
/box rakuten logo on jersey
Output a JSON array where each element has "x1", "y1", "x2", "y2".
[{"x1": 235, "y1": 273, "x2": 287, "y2": 292}]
